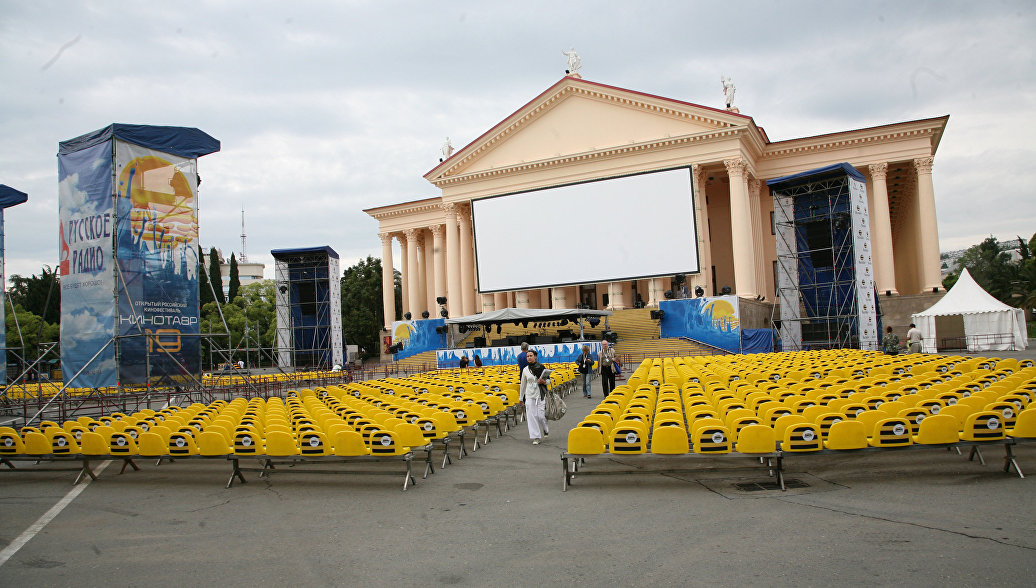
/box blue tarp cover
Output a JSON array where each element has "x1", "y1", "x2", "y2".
[
  {"x1": 58, "y1": 123, "x2": 220, "y2": 158},
  {"x1": 271, "y1": 246, "x2": 340, "y2": 260},
  {"x1": 0, "y1": 184, "x2": 28, "y2": 209},
  {"x1": 741, "y1": 328, "x2": 776, "y2": 353},
  {"x1": 765, "y1": 162, "x2": 866, "y2": 188}
]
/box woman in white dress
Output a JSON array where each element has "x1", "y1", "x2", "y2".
[{"x1": 519, "y1": 349, "x2": 550, "y2": 444}]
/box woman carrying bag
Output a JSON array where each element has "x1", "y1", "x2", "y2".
[{"x1": 519, "y1": 349, "x2": 551, "y2": 445}]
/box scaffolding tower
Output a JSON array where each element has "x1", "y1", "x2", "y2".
[
  {"x1": 769, "y1": 164, "x2": 880, "y2": 352},
  {"x1": 272, "y1": 247, "x2": 344, "y2": 370}
]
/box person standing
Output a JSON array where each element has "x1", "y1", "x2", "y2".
[
  {"x1": 575, "y1": 344, "x2": 594, "y2": 399},
  {"x1": 473, "y1": 353, "x2": 483, "y2": 368},
  {"x1": 882, "y1": 326, "x2": 900, "y2": 355},
  {"x1": 458, "y1": 355, "x2": 469, "y2": 368},
  {"x1": 516, "y1": 342, "x2": 530, "y2": 376},
  {"x1": 598, "y1": 340, "x2": 617, "y2": 397},
  {"x1": 519, "y1": 349, "x2": 550, "y2": 444},
  {"x1": 907, "y1": 323, "x2": 923, "y2": 353}
]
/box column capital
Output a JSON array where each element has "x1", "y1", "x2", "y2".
[
  {"x1": 403, "y1": 227, "x2": 419, "y2": 241},
  {"x1": 691, "y1": 163, "x2": 707, "y2": 188},
  {"x1": 868, "y1": 162, "x2": 888, "y2": 180},
  {"x1": 913, "y1": 157, "x2": 934, "y2": 175},
  {"x1": 441, "y1": 201, "x2": 458, "y2": 216},
  {"x1": 747, "y1": 177, "x2": 761, "y2": 195},
  {"x1": 378, "y1": 232, "x2": 393, "y2": 246},
  {"x1": 723, "y1": 158, "x2": 748, "y2": 179},
  {"x1": 430, "y1": 224, "x2": 445, "y2": 239}
]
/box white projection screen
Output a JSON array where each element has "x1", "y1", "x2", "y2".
[{"x1": 471, "y1": 167, "x2": 699, "y2": 293}]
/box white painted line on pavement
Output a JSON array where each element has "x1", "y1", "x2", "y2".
[{"x1": 0, "y1": 460, "x2": 112, "y2": 567}]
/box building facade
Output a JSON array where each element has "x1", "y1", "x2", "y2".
[{"x1": 365, "y1": 75, "x2": 947, "y2": 329}]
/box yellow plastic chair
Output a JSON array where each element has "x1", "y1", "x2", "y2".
[
  {"x1": 781, "y1": 423, "x2": 823, "y2": 452},
  {"x1": 136, "y1": 432, "x2": 167, "y2": 457},
  {"x1": 109, "y1": 432, "x2": 139, "y2": 456},
  {"x1": 567, "y1": 427, "x2": 606, "y2": 454},
  {"x1": 168, "y1": 432, "x2": 199, "y2": 457},
  {"x1": 959, "y1": 411, "x2": 1005, "y2": 442},
  {"x1": 913, "y1": 414, "x2": 960, "y2": 445},
  {"x1": 22, "y1": 432, "x2": 51, "y2": 455},
  {"x1": 735, "y1": 424, "x2": 776, "y2": 454},
  {"x1": 691, "y1": 423, "x2": 732, "y2": 454},
  {"x1": 80, "y1": 431, "x2": 110, "y2": 456},
  {"x1": 650, "y1": 426, "x2": 690, "y2": 455},
  {"x1": 824, "y1": 420, "x2": 868, "y2": 450},
  {"x1": 331, "y1": 430, "x2": 369, "y2": 456},
  {"x1": 196, "y1": 431, "x2": 231, "y2": 456},
  {"x1": 609, "y1": 421, "x2": 649, "y2": 454},
  {"x1": 50, "y1": 430, "x2": 80, "y2": 455},
  {"x1": 868, "y1": 417, "x2": 913, "y2": 447},
  {"x1": 1006, "y1": 409, "x2": 1036, "y2": 438}
]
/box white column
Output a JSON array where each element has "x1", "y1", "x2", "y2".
[
  {"x1": 379, "y1": 232, "x2": 396, "y2": 329},
  {"x1": 748, "y1": 178, "x2": 767, "y2": 298},
  {"x1": 868, "y1": 163, "x2": 898, "y2": 295},
  {"x1": 724, "y1": 158, "x2": 757, "y2": 298},
  {"x1": 443, "y1": 203, "x2": 461, "y2": 317},
  {"x1": 481, "y1": 293, "x2": 496, "y2": 312},
  {"x1": 552, "y1": 287, "x2": 570, "y2": 309},
  {"x1": 914, "y1": 157, "x2": 942, "y2": 292},
  {"x1": 416, "y1": 230, "x2": 428, "y2": 317},
  {"x1": 458, "y1": 205, "x2": 476, "y2": 316},
  {"x1": 399, "y1": 231, "x2": 410, "y2": 317},
  {"x1": 516, "y1": 290, "x2": 530, "y2": 309},
  {"x1": 689, "y1": 164, "x2": 712, "y2": 296},
  {"x1": 431, "y1": 224, "x2": 446, "y2": 306},
  {"x1": 608, "y1": 282, "x2": 627, "y2": 309},
  {"x1": 404, "y1": 228, "x2": 421, "y2": 318}
]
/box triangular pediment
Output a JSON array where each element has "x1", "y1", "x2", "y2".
[{"x1": 426, "y1": 77, "x2": 750, "y2": 183}]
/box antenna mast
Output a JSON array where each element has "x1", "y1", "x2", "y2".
[{"x1": 240, "y1": 208, "x2": 248, "y2": 262}]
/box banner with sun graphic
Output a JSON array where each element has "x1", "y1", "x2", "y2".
[
  {"x1": 659, "y1": 295, "x2": 742, "y2": 353},
  {"x1": 113, "y1": 141, "x2": 202, "y2": 384},
  {"x1": 391, "y1": 318, "x2": 446, "y2": 360}
]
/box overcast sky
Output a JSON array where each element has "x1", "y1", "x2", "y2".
[{"x1": 1, "y1": 0, "x2": 1034, "y2": 284}]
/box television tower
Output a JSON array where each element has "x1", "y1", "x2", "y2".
[{"x1": 240, "y1": 208, "x2": 248, "y2": 263}]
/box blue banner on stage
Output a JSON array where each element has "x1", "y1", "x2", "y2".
[
  {"x1": 659, "y1": 296, "x2": 742, "y2": 353},
  {"x1": 391, "y1": 318, "x2": 446, "y2": 360},
  {"x1": 437, "y1": 341, "x2": 601, "y2": 369}
]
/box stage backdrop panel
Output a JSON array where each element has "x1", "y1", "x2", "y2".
[
  {"x1": 659, "y1": 296, "x2": 741, "y2": 353},
  {"x1": 471, "y1": 167, "x2": 699, "y2": 292}
]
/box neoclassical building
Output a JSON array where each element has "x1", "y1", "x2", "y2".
[{"x1": 365, "y1": 75, "x2": 947, "y2": 330}]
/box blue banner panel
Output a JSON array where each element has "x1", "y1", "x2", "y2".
[
  {"x1": 659, "y1": 296, "x2": 741, "y2": 353},
  {"x1": 114, "y1": 141, "x2": 201, "y2": 385},
  {"x1": 59, "y1": 141, "x2": 118, "y2": 388},
  {"x1": 741, "y1": 328, "x2": 776, "y2": 353},
  {"x1": 437, "y1": 341, "x2": 601, "y2": 369},
  {"x1": 391, "y1": 318, "x2": 447, "y2": 360}
]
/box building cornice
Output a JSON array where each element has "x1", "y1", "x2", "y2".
[
  {"x1": 363, "y1": 197, "x2": 442, "y2": 220},
  {"x1": 429, "y1": 127, "x2": 746, "y2": 188},
  {"x1": 762, "y1": 116, "x2": 949, "y2": 159}
]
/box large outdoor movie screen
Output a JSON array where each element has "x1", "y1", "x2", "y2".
[{"x1": 471, "y1": 167, "x2": 699, "y2": 293}]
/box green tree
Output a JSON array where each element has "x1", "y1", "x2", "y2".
[
  {"x1": 200, "y1": 280, "x2": 277, "y2": 369},
  {"x1": 208, "y1": 247, "x2": 225, "y2": 305},
  {"x1": 7, "y1": 266, "x2": 60, "y2": 325},
  {"x1": 942, "y1": 236, "x2": 1017, "y2": 300},
  {"x1": 4, "y1": 303, "x2": 60, "y2": 372},
  {"x1": 227, "y1": 252, "x2": 240, "y2": 303},
  {"x1": 340, "y1": 256, "x2": 401, "y2": 360},
  {"x1": 198, "y1": 245, "x2": 213, "y2": 308}
]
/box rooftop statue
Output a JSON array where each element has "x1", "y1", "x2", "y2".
[
  {"x1": 721, "y1": 76, "x2": 736, "y2": 109},
  {"x1": 562, "y1": 48, "x2": 582, "y2": 75}
]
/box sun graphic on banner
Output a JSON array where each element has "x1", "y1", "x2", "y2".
[
  {"x1": 117, "y1": 155, "x2": 197, "y2": 255},
  {"x1": 394, "y1": 323, "x2": 415, "y2": 349},
  {"x1": 703, "y1": 299, "x2": 739, "y2": 330}
]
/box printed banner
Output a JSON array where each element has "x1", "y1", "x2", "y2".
[
  {"x1": 59, "y1": 141, "x2": 118, "y2": 388},
  {"x1": 114, "y1": 141, "x2": 200, "y2": 384},
  {"x1": 849, "y1": 177, "x2": 879, "y2": 351},
  {"x1": 437, "y1": 341, "x2": 601, "y2": 369},
  {"x1": 392, "y1": 318, "x2": 446, "y2": 360},
  {"x1": 659, "y1": 296, "x2": 741, "y2": 353},
  {"x1": 1, "y1": 210, "x2": 5, "y2": 384}
]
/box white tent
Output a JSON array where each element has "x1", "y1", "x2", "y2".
[{"x1": 911, "y1": 268, "x2": 1028, "y2": 352}]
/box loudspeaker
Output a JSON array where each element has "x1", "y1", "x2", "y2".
[{"x1": 436, "y1": 296, "x2": 448, "y2": 305}]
